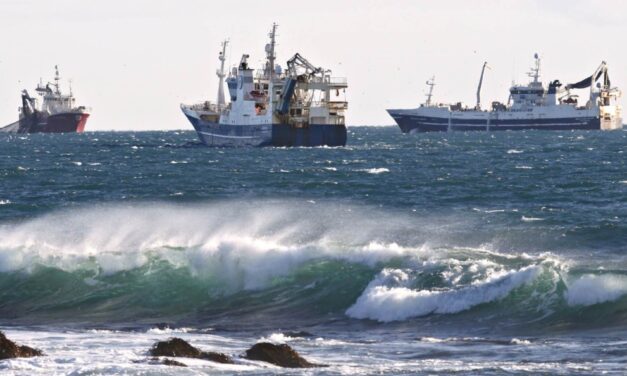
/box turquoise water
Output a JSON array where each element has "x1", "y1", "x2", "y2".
[{"x1": 0, "y1": 127, "x2": 626, "y2": 374}]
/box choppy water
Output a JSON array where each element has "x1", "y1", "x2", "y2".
[{"x1": 0, "y1": 127, "x2": 626, "y2": 374}]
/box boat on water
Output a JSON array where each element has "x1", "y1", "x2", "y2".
[
  {"x1": 181, "y1": 23, "x2": 348, "y2": 147},
  {"x1": 387, "y1": 55, "x2": 622, "y2": 133},
  {"x1": 1, "y1": 66, "x2": 90, "y2": 134}
]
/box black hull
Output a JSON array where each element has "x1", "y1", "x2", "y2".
[{"x1": 390, "y1": 113, "x2": 602, "y2": 133}]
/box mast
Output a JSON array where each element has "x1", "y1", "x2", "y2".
[
  {"x1": 528, "y1": 53, "x2": 540, "y2": 84},
  {"x1": 476, "y1": 61, "x2": 489, "y2": 110},
  {"x1": 266, "y1": 23, "x2": 277, "y2": 113},
  {"x1": 266, "y1": 23, "x2": 277, "y2": 81},
  {"x1": 425, "y1": 76, "x2": 435, "y2": 106},
  {"x1": 54, "y1": 65, "x2": 61, "y2": 95},
  {"x1": 216, "y1": 40, "x2": 228, "y2": 107}
]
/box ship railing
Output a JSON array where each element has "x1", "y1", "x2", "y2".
[
  {"x1": 183, "y1": 101, "x2": 221, "y2": 112},
  {"x1": 328, "y1": 77, "x2": 347, "y2": 85},
  {"x1": 306, "y1": 76, "x2": 347, "y2": 86},
  {"x1": 295, "y1": 101, "x2": 347, "y2": 110},
  {"x1": 327, "y1": 101, "x2": 348, "y2": 110}
]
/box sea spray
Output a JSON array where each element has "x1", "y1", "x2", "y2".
[{"x1": 565, "y1": 274, "x2": 627, "y2": 306}]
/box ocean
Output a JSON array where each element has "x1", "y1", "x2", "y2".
[{"x1": 0, "y1": 127, "x2": 626, "y2": 374}]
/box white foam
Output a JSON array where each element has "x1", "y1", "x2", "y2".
[
  {"x1": 360, "y1": 168, "x2": 389, "y2": 174},
  {"x1": 259, "y1": 333, "x2": 297, "y2": 344},
  {"x1": 146, "y1": 327, "x2": 192, "y2": 334},
  {"x1": 0, "y1": 200, "x2": 11, "y2": 205},
  {"x1": 346, "y1": 265, "x2": 541, "y2": 322},
  {"x1": 565, "y1": 274, "x2": 627, "y2": 306},
  {"x1": 507, "y1": 149, "x2": 523, "y2": 154},
  {"x1": 522, "y1": 216, "x2": 543, "y2": 222},
  {"x1": 510, "y1": 338, "x2": 532, "y2": 345},
  {"x1": 0, "y1": 202, "x2": 428, "y2": 289}
]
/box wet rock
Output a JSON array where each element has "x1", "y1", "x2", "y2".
[
  {"x1": 162, "y1": 358, "x2": 187, "y2": 367},
  {"x1": 150, "y1": 337, "x2": 233, "y2": 364},
  {"x1": 245, "y1": 342, "x2": 318, "y2": 368},
  {"x1": 0, "y1": 331, "x2": 43, "y2": 360}
]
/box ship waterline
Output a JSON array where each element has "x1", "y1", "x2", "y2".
[
  {"x1": 388, "y1": 110, "x2": 620, "y2": 133},
  {"x1": 182, "y1": 107, "x2": 346, "y2": 147}
]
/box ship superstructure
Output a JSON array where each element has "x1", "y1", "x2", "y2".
[
  {"x1": 1, "y1": 66, "x2": 90, "y2": 133},
  {"x1": 181, "y1": 23, "x2": 348, "y2": 147},
  {"x1": 388, "y1": 55, "x2": 622, "y2": 133}
]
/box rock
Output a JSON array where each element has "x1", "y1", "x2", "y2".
[
  {"x1": 245, "y1": 342, "x2": 318, "y2": 368},
  {"x1": 149, "y1": 338, "x2": 233, "y2": 364},
  {"x1": 162, "y1": 358, "x2": 187, "y2": 367},
  {"x1": 0, "y1": 331, "x2": 43, "y2": 360}
]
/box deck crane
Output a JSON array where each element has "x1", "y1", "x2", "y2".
[{"x1": 286, "y1": 53, "x2": 323, "y2": 80}]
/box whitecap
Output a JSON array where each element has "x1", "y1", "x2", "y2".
[
  {"x1": 361, "y1": 168, "x2": 389, "y2": 174},
  {"x1": 146, "y1": 327, "x2": 192, "y2": 334},
  {"x1": 521, "y1": 216, "x2": 543, "y2": 222},
  {"x1": 346, "y1": 265, "x2": 541, "y2": 322},
  {"x1": 565, "y1": 274, "x2": 627, "y2": 306},
  {"x1": 510, "y1": 338, "x2": 532, "y2": 345},
  {"x1": 507, "y1": 149, "x2": 523, "y2": 154}
]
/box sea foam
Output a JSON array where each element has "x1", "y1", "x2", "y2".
[
  {"x1": 565, "y1": 274, "x2": 627, "y2": 306},
  {"x1": 346, "y1": 265, "x2": 542, "y2": 322}
]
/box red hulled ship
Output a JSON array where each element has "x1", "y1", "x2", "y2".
[{"x1": 1, "y1": 66, "x2": 90, "y2": 134}]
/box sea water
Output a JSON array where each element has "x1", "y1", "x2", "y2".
[{"x1": 0, "y1": 127, "x2": 625, "y2": 374}]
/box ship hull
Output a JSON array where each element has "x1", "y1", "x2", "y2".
[
  {"x1": 183, "y1": 111, "x2": 347, "y2": 147},
  {"x1": 387, "y1": 110, "x2": 619, "y2": 133},
  {"x1": 1, "y1": 112, "x2": 89, "y2": 134}
]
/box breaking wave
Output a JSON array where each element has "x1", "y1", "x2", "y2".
[{"x1": 0, "y1": 200, "x2": 625, "y2": 328}]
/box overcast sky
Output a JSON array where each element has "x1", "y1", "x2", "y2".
[{"x1": 1, "y1": 0, "x2": 625, "y2": 130}]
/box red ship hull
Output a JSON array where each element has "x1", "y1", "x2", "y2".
[{"x1": 32, "y1": 112, "x2": 90, "y2": 133}]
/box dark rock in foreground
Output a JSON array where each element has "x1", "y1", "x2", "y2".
[
  {"x1": 0, "y1": 331, "x2": 43, "y2": 360},
  {"x1": 150, "y1": 337, "x2": 233, "y2": 364},
  {"x1": 162, "y1": 358, "x2": 187, "y2": 367},
  {"x1": 245, "y1": 342, "x2": 319, "y2": 368}
]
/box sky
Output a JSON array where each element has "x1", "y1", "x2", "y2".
[{"x1": 0, "y1": 0, "x2": 625, "y2": 130}]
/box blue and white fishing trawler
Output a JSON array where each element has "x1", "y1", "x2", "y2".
[
  {"x1": 388, "y1": 55, "x2": 622, "y2": 133},
  {"x1": 181, "y1": 24, "x2": 348, "y2": 147}
]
